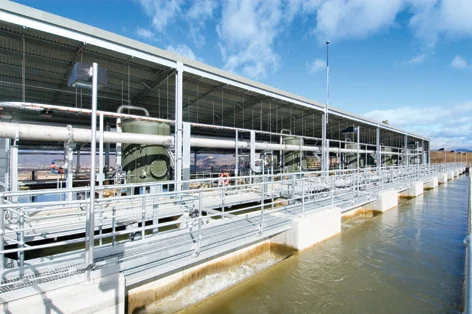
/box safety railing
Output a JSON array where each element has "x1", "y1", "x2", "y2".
[
  {"x1": 464, "y1": 176, "x2": 472, "y2": 313},
  {"x1": 0, "y1": 163, "x2": 465, "y2": 290}
]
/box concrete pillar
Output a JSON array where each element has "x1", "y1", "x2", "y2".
[
  {"x1": 400, "y1": 181, "x2": 423, "y2": 197},
  {"x1": 425, "y1": 177, "x2": 438, "y2": 189},
  {"x1": 367, "y1": 190, "x2": 398, "y2": 212},
  {"x1": 448, "y1": 172, "x2": 454, "y2": 180},
  {"x1": 271, "y1": 206, "x2": 341, "y2": 251},
  {"x1": 439, "y1": 174, "x2": 448, "y2": 184}
]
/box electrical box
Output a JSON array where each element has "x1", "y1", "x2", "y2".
[{"x1": 68, "y1": 62, "x2": 108, "y2": 89}]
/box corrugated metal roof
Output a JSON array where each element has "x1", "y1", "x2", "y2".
[{"x1": 0, "y1": 3, "x2": 431, "y2": 146}]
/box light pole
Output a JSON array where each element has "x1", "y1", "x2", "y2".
[{"x1": 326, "y1": 41, "x2": 330, "y2": 124}]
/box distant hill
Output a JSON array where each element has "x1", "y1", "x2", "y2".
[{"x1": 455, "y1": 148, "x2": 472, "y2": 152}]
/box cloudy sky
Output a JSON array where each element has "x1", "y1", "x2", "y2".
[{"x1": 15, "y1": 0, "x2": 472, "y2": 149}]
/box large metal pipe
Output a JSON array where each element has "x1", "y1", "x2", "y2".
[{"x1": 0, "y1": 121, "x2": 376, "y2": 154}]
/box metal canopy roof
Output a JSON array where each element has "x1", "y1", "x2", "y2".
[{"x1": 0, "y1": 2, "x2": 429, "y2": 149}]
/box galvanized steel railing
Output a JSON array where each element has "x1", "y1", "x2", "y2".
[
  {"x1": 464, "y1": 175, "x2": 472, "y2": 314},
  {"x1": 0, "y1": 162, "x2": 464, "y2": 289}
]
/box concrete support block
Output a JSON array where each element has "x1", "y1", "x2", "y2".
[
  {"x1": 454, "y1": 170, "x2": 459, "y2": 177},
  {"x1": 425, "y1": 177, "x2": 438, "y2": 189},
  {"x1": 1, "y1": 273, "x2": 125, "y2": 314},
  {"x1": 448, "y1": 172, "x2": 454, "y2": 180},
  {"x1": 439, "y1": 174, "x2": 448, "y2": 184},
  {"x1": 400, "y1": 181, "x2": 423, "y2": 198},
  {"x1": 367, "y1": 190, "x2": 398, "y2": 212},
  {"x1": 271, "y1": 206, "x2": 341, "y2": 251}
]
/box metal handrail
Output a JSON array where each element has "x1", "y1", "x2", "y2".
[
  {"x1": 464, "y1": 176, "x2": 472, "y2": 313},
  {"x1": 0, "y1": 163, "x2": 465, "y2": 289}
]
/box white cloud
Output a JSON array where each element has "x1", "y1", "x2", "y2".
[
  {"x1": 408, "y1": 53, "x2": 427, "y2": 64},
  {"x1": 137, "y1": 0, "x2": 183, "y2": 32},
  {"x1": 307, "y1": 59, "x2": 326, "y2": 73},
  {"x1": 408, "y1": 0, "x2": 472, "y2": 47},
  {"x1": 134, "y1": 0, "x2": 472, "y2": 80},
  {"x1": 166, "y1": 44, "x2": 202, "y2": 62},
  {"x1": 451, "y1": 55, "x2": 470, "y2": 69},
  {"x1": 312, "y1": 0, "x2": 404, "y2": 41},
  {"x1": 187, "y1": 0, "x2": 218, "y2": 46},
  {"x1": 136, "y1": 28, "x2": 155, "y2": 40},
  {"x1": 217, "y1": 0, "x2": 285, "y2": 79},
  {"x1": 364, "y1": 102, "x2": 472, "y2": 150}
]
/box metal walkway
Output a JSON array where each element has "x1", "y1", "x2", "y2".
[{"x1": 0, "y1": 164, "x2": 463, "y2": 300}]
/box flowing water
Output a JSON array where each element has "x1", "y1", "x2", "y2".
[{"x1": 180, "y1": 175, "x2": 468, "y2": 314}]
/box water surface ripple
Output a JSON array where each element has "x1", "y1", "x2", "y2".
[{"x1": 183, "y1": 175, "x2": 468, "y2": 314}]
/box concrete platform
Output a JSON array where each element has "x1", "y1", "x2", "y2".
[
  {"x1": 425, "y1": 177, "x2": 438, "y2": 189},
  {"x1": 400, "y1": 181, "x2": 423, "y2": 198},
  {"x1": 0, "y1": 273, "x2": 125, "y2": 314},
  {"x1": 271, "y1": 206, "x2": 341, "y2": 251},
  {"x1": 367, "y1": 189, "x2": 398, "y2": 212}
]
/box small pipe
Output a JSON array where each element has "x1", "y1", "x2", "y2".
[{"x1": 116, "y1": 105, "x2": 150, "y2": 116}]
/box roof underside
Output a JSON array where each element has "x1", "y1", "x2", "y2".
[{"x1": 0, "y1": 16, "x2": 428, "y2": 151}]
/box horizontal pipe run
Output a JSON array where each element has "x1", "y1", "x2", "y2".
[{"x1": 0, "y1": 121, "x2": 376, "y2": 154}]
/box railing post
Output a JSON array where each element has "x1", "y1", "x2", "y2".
[
  {"x1": 0, "y1": 195, "x2": 4, "y2": 272},
  {"x1": 221, "y1": 179, "x2": 225, "y2": 219},
  {"x1": 141, "y1": 195, "x2": 146, "y2": 240},
  {"x1": 301, "y1": 174, "x2": 305, "y2": 216},
  {"x1": 197, "y1": 191, "x2": 203, "y2": 256},
  {"x1": 464, "y1": 176, "x2": 472, "y2": 313},
  {"x1": 18, "y1": 207, "x2": 24, "y2": 277},
  {"x1": 98, "y1": 203, "x2": 103, "y2": 246},
  {"x1": 331, "y1": 176, "x2": 334, "y2": 208},
  {"x1": 112, "y1": 206, "x2": 116, "y2": 246},
  {"x1": 260, "y1": 177, "x2": 264, "y2": 235}
]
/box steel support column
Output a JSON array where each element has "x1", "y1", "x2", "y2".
[
  {"x1": 64, "y1": 142, "x2": 74, "y2": 201},
  {"x1": 105, "y1": 119, "x2": 110, "y2": 169},
  {"x1": 183, "y1": 122, "x2": 191, "y2": 190},
  {"x1": 404, "y1": 135, "x2": 409, "y2": 166},
  {"x1": 99, "y1": 112, "x2": 104, "y2": 194},
  {"x1": 175, "y1": 62, "x2": 183, "y2": 191},
  {"x1": 9, "y1": 136, "x2": 18, "y2": 203},
  {"x1": 357, "y1": 127, "x2": 360, "y2": 194},
  {"x1": 235, "y1": 129, "x2": 238, "y2": 178},
  {"x1": 376, "y1": 127, "x2": 381, "y2": 171},
  {"x1": 85, "y1": 63, "x2": 98, "y2": 279}
]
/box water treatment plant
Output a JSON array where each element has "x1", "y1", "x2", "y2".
[{"x1": 0, "y1": 2, "x2": 470, "y2": 314}]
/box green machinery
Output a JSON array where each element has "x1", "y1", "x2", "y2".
[
  {"x1": 122, "y1": 120, "x2": 171, "y2": 184},
  {"x1": 283, "y1": 136, "x2": 307, "y2": 172}
]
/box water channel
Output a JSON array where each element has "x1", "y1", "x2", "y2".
[{"x1": 179, "y1": 175, "x2": 468, "y2": 313}]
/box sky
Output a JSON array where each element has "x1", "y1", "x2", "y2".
[{"x1": 12, "y1": 0, "x2": 472, "y2": 150}]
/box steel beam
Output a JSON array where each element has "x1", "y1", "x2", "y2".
[{"x1": 175, "y1": 62, "x2": 183, "y2": 191}]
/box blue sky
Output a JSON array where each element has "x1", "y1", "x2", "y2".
[{"x1": 13, "y1": 0, "x2": 472, "y2": 149}]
